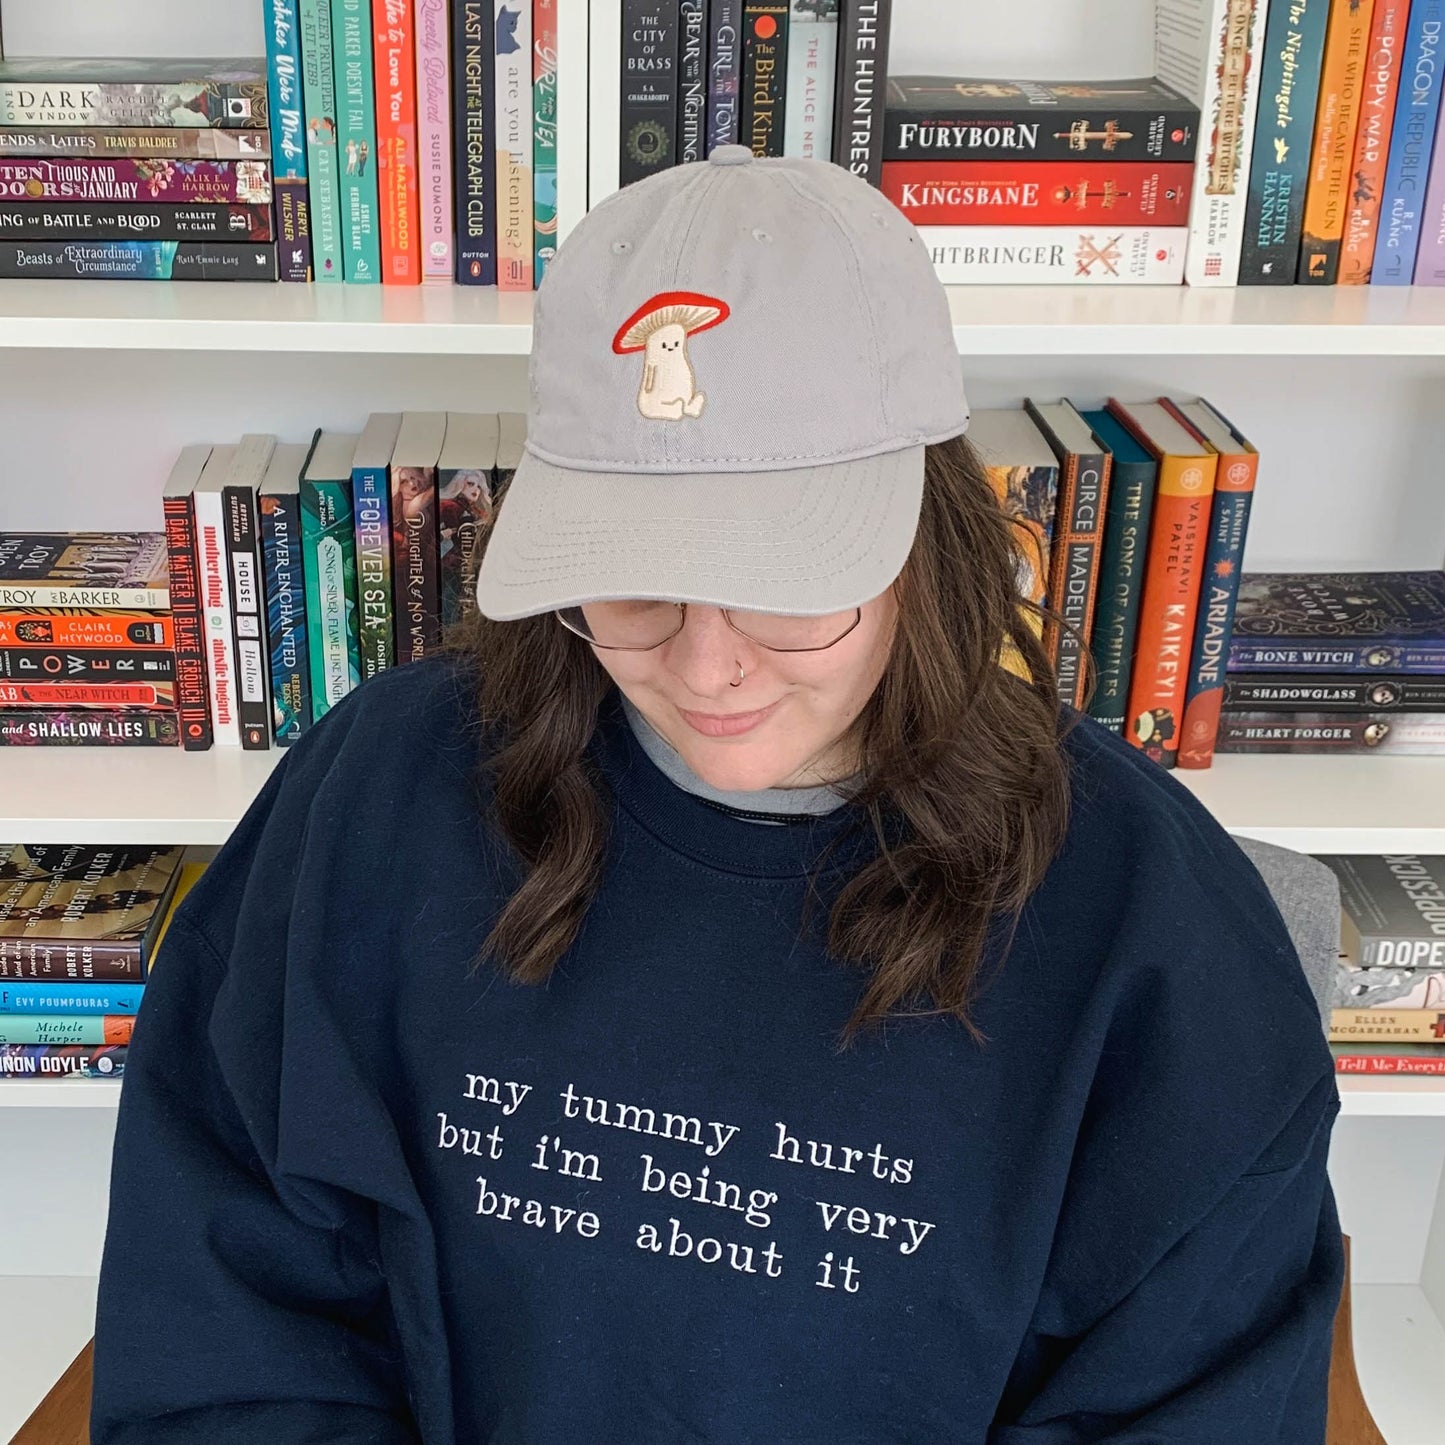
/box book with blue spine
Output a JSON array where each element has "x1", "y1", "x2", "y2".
[
  {"x1": 265, "y1": 0, "x2": 314, "y2": 280},
  {"x1": 333, "y1": 0, "x2": 382, "y2": 281},
  {"x1": 300, "y1": 430, "x2": 362, "y2": 719},
  {"x1": 454, "y1": 0, "x2": 497, "y2": 283},
  {"x1": 0, "y1": 981, "x2": 146, "y2": 1015},
  {"x1": 258, "y1": 441, "x2": 314, "y2": 745},
  {"x1": 299, "y1": 0, "x2": 344, "y2": 280},
  {"x1": 352, "y1": 412, "x2": 401, "y2": 679},
  {"x1": 1371, "y1": 0, "x2": 1445, "y2": 285}
]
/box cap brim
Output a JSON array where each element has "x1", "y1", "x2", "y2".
[{"x1": 474, "y1": 445, "x2": 925, "y2": 621}]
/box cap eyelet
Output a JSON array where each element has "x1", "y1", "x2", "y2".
[
  {"x1": 752, "y1": 227, "x2": 773, "y2": 244},
  {"x1": 612, "y1": 239, "x2": 632, "y2": 255}
]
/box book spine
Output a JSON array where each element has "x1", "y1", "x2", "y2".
[
  {"x1": 918, "y1": 224, "x2": 1188, "y2": 283},
  {"x1": 300, "y1": 478, "x2": 362, "y2": 719},
  {"x1": 375, "y1": 0, "x2": 422, "y2": 283},
  {"x1": 1339, "y1": 0, "x2": 1408, "y2": 283},
  {"x1": 621, "y1": 0, "x2": 681, "y2": 183},
  {"x1": 160, "y1": 493, "x2": 213, "y2": 750},
  {"x1": 300, "y1": 0, "x2": 345, "y2": 281},
  {"x1": 1332, "y1": 1007, "x2": 1445, "y2": 1039},
  {"x1": 454, "y1": 0, "x2": 498, "y2": 282},
  {"x1": 353, "y1": 464, "x2": 396, "y2": 677},
  {"x1": 0, "y1": 982, "x2": 146, "y2": 1016},
  {"x1": 0, "y1": 127, "x2": 271, "y2": 159},
  {"x1": 0, "y1": 201, "x2": 273, "y2": 241},
  {"x1": 1227, "y1": 640, "x2": 1445, "y2": 671},
  {"x1": 1298, "y1": 0, "x2": 1376, "y2": 283},
  {"x1": 1086, "y1": 457, "x2": 1157, "y2": 734},
  {"x1": 881, "y1": 159, "x2": 1194, "y2": 226},
  {"x1": 678, "y1": 0, "x2": 709, "y2": 163},
  {"x1": 0, "y1": 158, "x2": 272, "y2": 204},
  {"x1": 0, "y1": 582, "x2": 166, "y2": 610},
  {"x1": 832, "y1": 0, "x2": 892, "y2": 186},
  {"x1": 0, "y1": 646, "x2": 175, "y2": 683},
  {"x1": 438, "y1": 463, "x2": 495, "y2": 626},
  {"x1": 1335, "y1": 1050, "x2": 1445, "y2": 1075},
  {"x1": 392, "y1": 462, "x2": 442, "y2": 660},
  {"x1": 415, "y1": 0, "x2": 455, "y2": 281},
  {"x1": 0, "y1": 240, "x2": 279, "y2": 280},
  {"x1": 0, "y1": 708, "x2": 178, "y2": 747},
  {"x1": 496, "y1": 0, "x2": 535, "y2": 289},
  {"x1": 535, "y1": 0, "x2": 560, "y2": 281},
  {"x1": 267, "y1": 0, "x2": 316, "y2": 280},
  {"x1": 1218, "y1": 713, "x2": 1445, "y2": 752},
  {"x1": 0, "y1": 613, "x2": 172, "y2": 649},
  {"x1": 259, "y1": 491, "x2": 312, "y2": 746},
  {"x1": 742, "y1": 2, "x2": 789, "y2": 156},
  {"x1": 1353, "y1": 934, "x2": 1445, "y2": 967},
  {"x1": 0, "y1": 1045, "x2": 128, "y2": 1079},
  {"x1": 708, "y1": 0, "x2": 743, "y2": 148},
  {"x1": 0, "y1": 681, "x2": 175, "y2": 708},
  {"x1": 0, "y1": 81, "x2": 268, "y2": 129},
  {"x1": 1372, "y1": 0, "x2": 1445, "y2": 283},
  {"x1": 189, "y1": 485, "x2": 240, "y2": 747},
  {"x1": 0, "y1": 1015, "x2": 134, "y2": 1046},
  {"x1": 1238, "y1": 0, "x2": 1330, "y2": 284},
  {"x1": 1174, "y1": 0, "x2": 1269, "y2": 286},
  {"x1": 222, "y1": 485, "x2": 271, "y2": 751},
  {"x1": 1413, "y1": 87, "x2": 1445, "y2": 280},
  {"x1": 335, "y1": 0, "x2": 384, "y2": 282},
  {"x1": 1225, "y1": 673, "x2": 1445, "y2": 707},
  {"x1": 784, "y1": 1, "x2": 837, "y2": 161}
]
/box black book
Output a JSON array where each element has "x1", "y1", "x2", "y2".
[
  {"x1": 221, "y1": 436, "x2": 275, "y2": 751},
  {"x1": 741, "y1": 3, "x2": 788, "y2": 156},
  {"x1": 678, "y1": 0, "x2": 710, "y2": 162},
  {"x1": 453, "y1": 0, "x2": 497, "y2": 284},
  {"x1": 621, "y1": 1, "x2": 681, "y2": 184},
  {"x1": 833, "y1": 0, "x2": 892, "y2": 185},
  {"x1": 707, "y1": 0, "x2": 743, "y2": 149}
]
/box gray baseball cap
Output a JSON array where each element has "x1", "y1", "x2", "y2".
[{"x1": 474, "y1": 144, "x2": 970, "y2": 622}]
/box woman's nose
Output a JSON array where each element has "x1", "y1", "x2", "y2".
[{"x1": 662, "y1": 608, "x2": 755, "y2": 697}]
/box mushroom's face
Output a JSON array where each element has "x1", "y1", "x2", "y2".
[{"x1": 645, "y1": 323, "x2": 690, "y2": 363}]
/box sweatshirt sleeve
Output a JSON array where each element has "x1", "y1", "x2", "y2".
[
  {"x1": 987, "y1": 1070, "x2": 1344, "y2": 1444},
  {"x1": 90, "y1": 751, "x2": 422, "y2": 1445}
]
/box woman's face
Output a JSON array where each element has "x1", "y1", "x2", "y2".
[{"x1": 592, "y1": 591, "x2": 898, "y2": 791}]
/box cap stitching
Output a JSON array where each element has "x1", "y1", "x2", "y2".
[{"x1": 663, "y1": 168, "x2": 727, "y2": 468}]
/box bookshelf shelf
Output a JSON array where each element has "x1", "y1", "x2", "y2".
[{"x1": 10, "y1": 280, "x2": 1445, "y2": 355}]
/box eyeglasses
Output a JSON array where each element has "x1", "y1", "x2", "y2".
[{"x1": 556, "y1": 601, "x2": 862, "y2": 652}]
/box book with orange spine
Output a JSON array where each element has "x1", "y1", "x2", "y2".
[
  {"x1": 1106, "y1": 398, "x2": 1218, "y2": 771},
  {"x1": 373, "y1": 0, "x2": 421, "y2": 282}
]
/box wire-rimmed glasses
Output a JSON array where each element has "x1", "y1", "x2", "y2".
[{"x1": 556, "y1": 601, "x2": 863, "y2": 653}]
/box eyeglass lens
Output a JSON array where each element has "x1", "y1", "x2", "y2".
[{"x1": 558, "y1": 600, "x2": 859, "y2": 651}]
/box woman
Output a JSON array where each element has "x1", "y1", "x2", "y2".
[{"x1": 91, "y1": 148, "x2": 1343, "y2": 1444}]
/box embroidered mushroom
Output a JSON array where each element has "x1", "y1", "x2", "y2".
[{"x1": 612, "y1": 291, "x2": 731, "y2": 422}]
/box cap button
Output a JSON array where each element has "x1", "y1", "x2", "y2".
[{"x1": 709, "y1": 144, "x2": 754, "y2": 167}]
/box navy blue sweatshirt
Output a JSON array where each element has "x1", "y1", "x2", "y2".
[{"x1": 91, "y1": 658, "x2": 1344, "y2": 1444}]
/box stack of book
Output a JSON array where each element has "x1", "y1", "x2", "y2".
[
  {"x1": 1218, "y1": 573, "x2": 1445, "y2": 755},
  {"x1": 0, "y1": 844, "x2": 202, "y2": 1084},
  {"x1": 1324, "y1": 852, "x2": 1445, "y2": 1074},
  {"x1": 0, "y1": 534, "x2": 181, "y2": 745},
  {"x1": 0, "y1": 57, "x2": 278, "y2": 282}
]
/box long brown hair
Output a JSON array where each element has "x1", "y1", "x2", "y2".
[{"x1": 444, "y1": 431, "x2": 1090, "y2": 1051}]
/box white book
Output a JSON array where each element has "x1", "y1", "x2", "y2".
[
  {"x1": 495, "y1": 0, "x2": 535, "y2": 288},
  {"x1": 917, "y1": 225, "x2": 1189, "y2": 284},
  {"x1": 189, "y1": 445, "x2": 241, "y2": 748},
  {"x1": 1155, "y1": 0, "x2": 1272, "y2": 286},
  {"x1": 784, "y1": 0, "x2": 838, "y2": 161}
]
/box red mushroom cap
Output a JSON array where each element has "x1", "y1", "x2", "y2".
[{"x1": 612, "y1": 291, "x2": 731, "y2": 354}]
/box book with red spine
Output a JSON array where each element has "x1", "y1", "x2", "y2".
[
  {"x1": 374, "y1": 0, "x2": 422, "y2": 282},
  {"x1": 881, "y1": 159, "x2": 1194, "y2": 226},
  {"x1": 159, "y1": 445, "x2": 214, "y2": 751}
]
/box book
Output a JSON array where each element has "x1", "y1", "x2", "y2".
[
  {"x1": 709, "y1": 0, "x2": 744, "y2": 148},
  {"x1": 1298, "y1": 0, "x2": 1376, "y2": 283},
  {"x1": 1216, "y1": 711, "x2": 1445, "y2": 752},
  {"x1": 0, "y1": 709, "x2": 180, "y2": 746},
  {"x1": 266, "y1": 0, "x2": 316, "y2": 281},
  {"x1": 1155, "y1": 0, "x2": 1270, "y2": 285},
  {"x1": 353, "y1": 411, "x2": 402, "y2": 678},
  {"x1": 1164, "y1": 397, "x2": 1258, "y2": 769},
  {"x1": 219, "y1": 436, "x2": 277, "y2": 751},
  {"x1": 1225, "y1": 673, "x2": 1445, "y2": 708},
  {"x1": 0, "y1": 1014, "x2": 135, "y2": 1046},
  {"x1": 0, "y1": 201, "x2": 273, "y2": 241},
  {"x1": 496, "y1": 0, "x2": 536, "y2": 288},
  {"x1": 1022, "y1": 400, "x2": 1111, "y2": 712},
  {"x1": 0, "y1": 1044, "x2": 129, "y2": 1080},
  {"x1": 0, "y1": 980, "x2": 146, "y2": 1016},
  {"x1": 0, "y1": 647, "x2": 175, "y2": 684},
  {"x1": 1228, "y1": 571, "x2": 1445, "y2": 672},
  {"x1": 1332, "y1": 1042, "x2": 1445, "y2": 1074},
  {"x1": 438, "y1": 412, "x2": 500, "y2": 627},
  {"x1": 0, "y1": 58, "x2": 269, "y2": 129},
  {"x1": 334, "y1": 0, "x2": 384, "y2": 281},
  {"x1": 0, "y1": 534, "x2": 168, "y2": 611},
  {"x1": 258, "y1": 441, "x2": 314, "y2": 745},
  {"x1": 784, "y1": 0, "x2": 837, "y2": 161},
  {"x1": 455, "y1": 0, "x2": 498, "y2": 282},
  {"x1": 0, "y1": 127, "x2": 269, "y2": 159},
  {"x1": 374, "y1": 0, "x2": 423, "y2": 283},
  {"x1": 1413, "y1": 110, "x2": 1445, "y2": 281},
  {"x1": 0, "y1": 613, "x2": 172, "y2": 649},
  {"x1": 1318, "y1": 854, "x2": 1445, "y2": 969},
  {"x1": 742, "y1": 2, "x2": 790, "y2": 157},
  {"x1": 1338, "y1": 0, "x2": 1408, "y2": 283},
  {"x1": 1371, "y1": 0, "x2": 1445, "y2": 284},
  {"x1": 1336, "y1": 963, "x2": 1445, "y2": 1009},
  {"x1": 393, "y1": 411, "x2": 448, "y2": 660},
  {"x1": 833, "y1": 0, "x2": 891, "y2": 185},
  {"x1": 536, "y1": 0, "x2": 561, "y2": 280},
  {"x1": 1238, "y1": 0, "x2": 1330, "y2": 284},
  {"x1": 678, "y1": 0, "x2": 709, "y2": 164},
  {"x1": 621, "y1": 0, "x2": 681, "y2": 183},
  {"x1": 918, "y1": 225, "x2": 1189, "y2": 283},
  {"x1": 1079, "y1": 408, "x2": 1158, "y2": 734},
  {"x1": 0, "y1": 240, "x2": 278, "y2": 281},
  {"x1": 300, "y1": 0, "x2": 345, "y2": 281},
  {"x1": 0, "y1": 680, "x2": 177, "y2": 709},
  {"x1": 0, "y1": 844, "x2": 186, "y2": 981},
  {"x1": 0, "y1": 157, "x2": 272, "y2": 204},
  {"x1": 881, "y1": 160, "x2": 1194, "y2": 226},
  {"x1": 415, "y1": 0, "x2": 455, "y2": 281},
  {"x1": 1331, "y1": 1007, "x2": 1445, "y2": 1040},
  {"x1": 1106, "y1": 398, "x2": 1218, "y2": 768},
  {"x1": 300, "y1": 430, "x2": 363, "y2": 719},
  {"x1": 883, "y1": 75, "x2": 1200, "y2": 163},
  {"x1": 184, "y1": 445, "x2": 239, "y2": 745}
]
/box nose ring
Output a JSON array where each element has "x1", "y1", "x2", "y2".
[{"x1": 731, "y1": 661, "x2": 745, "y2": 688}]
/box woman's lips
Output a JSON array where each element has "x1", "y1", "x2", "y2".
[{"x1": 676, "y1": 699, "x2": 781, "y2": 738}]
